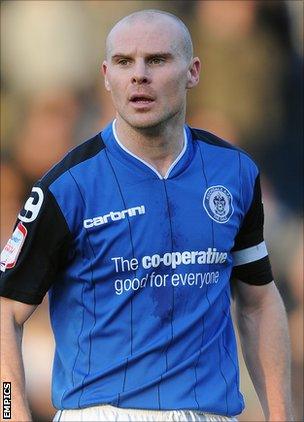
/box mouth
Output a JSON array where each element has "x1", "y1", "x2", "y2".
[{"x1": 129, "y1": 94, "x2": 155, "y2": 105}]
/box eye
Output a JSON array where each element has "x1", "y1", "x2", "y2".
[
  {"x1": 117, "y1": 59, "x2": 131, "y2": 66},
  {"x1": 149, "y1": 57, "x2": 164, "y2": 65}
]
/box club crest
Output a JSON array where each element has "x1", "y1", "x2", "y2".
[{"x1": 203, "y1": 185, "x2": 234, "y2": 223}]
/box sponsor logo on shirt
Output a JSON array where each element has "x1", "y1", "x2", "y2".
[
  {"x1": 111, "y1": 249, "x2": 228, "y2": 295},
  {"x1": 0, "y1": 222, "x2": 27, "y2": 272},
  {"x1": 83, "y1": 205, "x2": 145, "y2": 228},
  {"x1": 203, "y1": 185, "x2": 234, "y2": 223}
]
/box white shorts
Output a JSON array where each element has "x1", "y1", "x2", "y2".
[{"x1": 53, "y1": 404, "x2": 238, "y2": 421}]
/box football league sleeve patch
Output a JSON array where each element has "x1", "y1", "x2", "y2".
[
  {"x1": 0, "y1": 182, "x2": 73, "y2": 304},
  {"x1": 231, "y1": 175, "x2": 273, "y2": 285}
]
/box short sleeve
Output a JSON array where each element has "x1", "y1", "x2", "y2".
[
  {"x1": 231, "y1": 175, "x2": 273, "y2": 285},
  {"x1": 0, "y1": 182, "x2": 73, "y2": 304}
]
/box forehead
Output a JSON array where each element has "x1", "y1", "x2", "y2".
[{"x1": 107, "y1": 18, "x2": 183, "y2": 57}]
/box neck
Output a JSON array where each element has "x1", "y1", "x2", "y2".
[{"x1": 114, "y1": 116, "x2": 186, "y2": 177}]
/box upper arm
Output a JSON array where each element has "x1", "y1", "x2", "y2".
[
  {"x1": 0, "y1": 297, "x2": 38, "y2": 326},
  {"x1": 231, "y1": 173, "x2": 273, "y2": 286},
  {"x1": 0, "y1": 182, "x2": 73, "y2": 305},
  {"x1": 232, "y1": 279, "x2": 282, "y2": 314}
]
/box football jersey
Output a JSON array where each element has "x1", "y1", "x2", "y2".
[{"x1": 0, "y1": 121, "x2": 273, "y2": 416}]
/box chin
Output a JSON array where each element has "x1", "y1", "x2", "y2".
[
  {"x1": 132, "y1": 121, "x2": 162, "y2": 130},
  {"x1": 125, "y1": 115, "x2": 164, "y2": 130},
  {"x1": 125, "y1": 109, "x2": 180, "y2": 130}
]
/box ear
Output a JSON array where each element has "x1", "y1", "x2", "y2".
[
  {"x1": 186, "y1": 57, "x2": 201, "y2": 89},
  {"x1": 102, "y1": 61, "x2": 111, "y2": 92}
]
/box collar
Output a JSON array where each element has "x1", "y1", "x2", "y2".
[{"x1": 101, "y1": 120, "x2": 194, "y2": 180}]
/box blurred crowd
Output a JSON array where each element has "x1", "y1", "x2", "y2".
[{"x1": 1, "y1": 1, "x2": 303, "y2": 421}]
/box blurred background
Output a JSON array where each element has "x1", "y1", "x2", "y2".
[{"x1": 0, "y1": 1, "x2": 303, "y2": 420}]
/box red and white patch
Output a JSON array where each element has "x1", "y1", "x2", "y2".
[{"x1": 0, "y1": 222, "x2": 27, "y2": 272}]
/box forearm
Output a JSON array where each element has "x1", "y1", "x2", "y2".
[
  {"x1": 1, "y1": 314, "x2": 32, "y2": 421},
  {"x1": 236, "y1": 286, "x2": 293, "y2": 421}
]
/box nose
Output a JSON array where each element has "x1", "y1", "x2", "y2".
[{"x1": 131, "y1": 60, "x2": 150, "y2": 85}]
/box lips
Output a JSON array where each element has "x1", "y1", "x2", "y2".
[{"x1": 129, "y1": 94, "x2": 155, "y2": 103}]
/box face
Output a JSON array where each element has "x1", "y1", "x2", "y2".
[{"x1": 102, "y1": 17, "x2": 200, "y2": 130}]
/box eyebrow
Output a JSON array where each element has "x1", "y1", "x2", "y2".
[{"x1": 111, "y1": 52, "x2": 174, "y2": 62}]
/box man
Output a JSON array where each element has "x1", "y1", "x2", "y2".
[{"x1": 0, "y1": 9, "x2": 293, "y2": 422}]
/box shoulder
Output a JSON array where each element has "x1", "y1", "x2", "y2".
[
  {"x1": 40, "y1": 132, "x2": 106, "y2": 189},
  {"x1": 189, "y1": 126, "x2": 259, "y2": 173},
  {"x1": 190, "y1": 127, "x2": 247, "y2": 154}
]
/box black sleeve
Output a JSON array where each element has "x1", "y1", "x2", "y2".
[
  {"x1": 0, "y1": 183, "x2": 73, "y2": 304},
  {"x1": 231, "y1": 175, "x2": 273, "y2": 285}
]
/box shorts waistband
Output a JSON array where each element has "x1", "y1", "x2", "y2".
[{"x1": 54, "y1": 404, "x2": 238, "y2": 422}]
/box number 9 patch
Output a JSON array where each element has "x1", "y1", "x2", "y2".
[{"x1": 18, "y1": 187, "x2": 44, "y2": 223}]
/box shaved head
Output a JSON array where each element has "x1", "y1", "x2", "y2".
[
  {"x1": 102, "y1": 8, "x2": 201, "y2": 131},
  {"x1": 106, "y1": 9, "x2": 193, "y2": 63}
]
